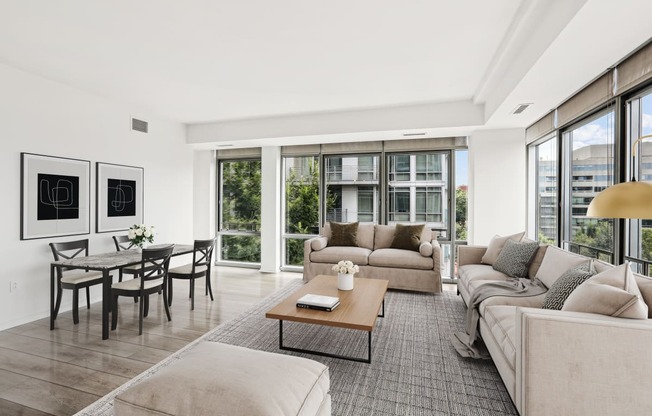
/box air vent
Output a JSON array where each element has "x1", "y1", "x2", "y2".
[
  {"x1": 403, "y1": 132, "x2": 427, "y2": 137},
  {"x1": 512, "y1": 103, "x2": 532, "y2": 115},
  {"x1": 131, "y1": 117, "x2": 148, "y2": 133}
]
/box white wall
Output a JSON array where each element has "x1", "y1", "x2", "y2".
[
  {"x1": 468, "y1": 128, "x2": 527, "y2": 245},
  {"x1": 0, "y1": 63, "x2": 193, "y2": 331},
  {"x1": 193, "y1": 150, "x2": 216, "y2": 239}
]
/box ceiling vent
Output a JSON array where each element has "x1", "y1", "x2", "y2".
[
  {"x1": 512, "y1": 103, "x2": 532, "y2": 115},
  {"x1": 403, "y1": 132, "x2": 427, "y2": 137},
  {"x1": 131, "y1": 117, "x2": 148, "y2": 133}
]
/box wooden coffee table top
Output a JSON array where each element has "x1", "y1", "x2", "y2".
[{"x1": 265, "y1": 275, "x2": 389, "y2": 331}]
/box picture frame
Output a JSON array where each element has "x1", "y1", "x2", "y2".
[
  {"x1": 21, "y1": 153, "x2": 91, "y2": 240},
  {"x1": 96, "y1": 162, "x2": 144, "y2": 233}
]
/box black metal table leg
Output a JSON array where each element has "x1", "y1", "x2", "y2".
[
  {"x1": 102, "y1": 269, "x2": 111, "y2": 340},
  {"x1": 50, "y1": 264, "x2": 55, "y2": 330},
  {"x1": 378, "y1": 298, "x2": 385, "y2": 318}
]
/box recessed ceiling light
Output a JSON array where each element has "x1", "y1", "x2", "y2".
[{"x1": 512, "y1": 103, "x2": 532, "y2": 114}]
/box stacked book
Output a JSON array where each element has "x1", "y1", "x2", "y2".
[{"x1": 296, "y1": 294, "x2": 340, "y2": 312}]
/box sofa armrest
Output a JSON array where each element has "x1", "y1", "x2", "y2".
[
  {"x1": 303, "y1": 237, "x2": 326, "y2": 268},
  {"x1": 431, "y1": 239, "x2": 442, "y2": 292},
  {"x1": 515, "y1": 307, "x2": 652, "y2": 415},
  {"x1": 457, "y1": 245, "x2": 488, "y2": 267}
]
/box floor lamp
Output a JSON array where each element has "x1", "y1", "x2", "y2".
[{"x1": 587, "y1": 134, "x2": 652, "y2": 219}]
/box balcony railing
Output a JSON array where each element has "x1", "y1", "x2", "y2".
[
  {"x1": 625, "y1": 256, "x2": 652, "y2": 277},
  {"x1": 326, "y1": 165, "x2": 378, "y2": 182},
  {"x1": 563, "y1": 241, "x2": 613, "y2": 263}
]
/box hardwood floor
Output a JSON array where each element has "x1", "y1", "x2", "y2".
[{"x1": 0, "y1": 267, "x2": 300, "y2": 416}]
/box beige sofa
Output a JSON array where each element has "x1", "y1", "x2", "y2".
[
  {"x1": 457, "y1": 243, "x2": 652, "y2": 416},
  {"x1": 304, "y1": 223, "x2": 442, "y2": 293}
]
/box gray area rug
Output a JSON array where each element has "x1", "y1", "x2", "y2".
[{"x1": 76, "y1": 280, "x2": 518, "y2": 416}]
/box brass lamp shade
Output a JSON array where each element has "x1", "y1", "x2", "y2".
[{"x1": 587, "y1": 181, "x2": 652, "y2": 219}]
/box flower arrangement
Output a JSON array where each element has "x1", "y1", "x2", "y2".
[
  {"x1": 332, "y1": 260, "x2": 359, "y2": 275},
  {"x1": 128, "y1": 224, "x2": 155, "y2": 248}
]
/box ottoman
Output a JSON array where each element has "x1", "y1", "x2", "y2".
[{"x1": 114, "y1": 342, "x2": 331, "y2": 416}]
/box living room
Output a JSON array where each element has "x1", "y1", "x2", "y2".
[{"x1": 1, "y1": 1, "x2": 652, "y2": 415}]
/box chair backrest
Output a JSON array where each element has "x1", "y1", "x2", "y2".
[
  {"x1": 192, "y1": 238, "x2": 216, "y2": 273},
  {"x1": 113, "y1": 235, "x2": 135, "y2": 251},
  {"x1": 49, "y1": 239, "x2": 89, "y2": 275},
  {"x1": 139, "y1": 245, "x2": 175, "y2": 288}
]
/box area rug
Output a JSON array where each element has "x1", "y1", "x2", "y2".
[{"x1": 76, "y1": 280, "x2": 518, "y2": 416}]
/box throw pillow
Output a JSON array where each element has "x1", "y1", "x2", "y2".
[
  {"x1": 535, "y1": 246, "x2": 588, "y2": 289},
  {"x1": 562, "y1": 263, "x2": 648, "y2": 319},
  {"x1": 491, "y1": 239, "x2": 540, "y2": 279},
  {"x1": 328, "y1": 222, "x2": 359, "y2": 247},
  {"x1": 419, "y1": 242, "x2": 433, "y2": 257},
  {"x1": 634, "y1": 275, "x2": 652, "y2": 318},
  {"x1": 481, "y1": 232, "x2": 525, "y2": 265},
  {"x1": 390, "y1": 223, "x2": 425, "y2": 252},
  {"x1": 542, "y1": 260, "x2": 595, "y2": 310}
]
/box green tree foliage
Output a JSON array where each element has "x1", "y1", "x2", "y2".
[
  {"x1": 455, "y1": 186, "x2": 467, "y2": 241},
  {"x1": 572, "y1": 220, "x2": 613, "y2": 260},
  {"x1": 641, "y1": 228, "x2": 652, "y2": 261}
]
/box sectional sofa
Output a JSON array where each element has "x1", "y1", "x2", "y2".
[
  {"x1": 457, "y1": 241, "x2": 652, "y2": 416},
  {"x1": 303, "y1": 222, "x2": 442, "y2": 293}
]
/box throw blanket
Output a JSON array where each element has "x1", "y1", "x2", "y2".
[{"x1": 451, "y1": 278, "x2": 547, "y2": 359}]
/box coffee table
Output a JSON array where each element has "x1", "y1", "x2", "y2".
[{"x1": 265, "y1": 275, "x2": 389, "y2": 363}]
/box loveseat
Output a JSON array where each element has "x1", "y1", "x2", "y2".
[
  {"x1": 304, "y1": 222, "x2": 442, "y2": 293},
  {"x1": 457, "y1": 236, "x2": 652, "y2": 415}
]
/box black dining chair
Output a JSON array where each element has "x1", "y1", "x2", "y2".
[
  {"x1": 111, "y1": 244, "x2": 174, "y2": 335},
  {"x1": 167, "y1": 238, "x2": 216, "y2": 310},
  {"x1": 112, "y1": 235, "x2": 150, "y2": 282},
  {"x1": 49, "y1": 239, "x2": 108, "y2": 325}
]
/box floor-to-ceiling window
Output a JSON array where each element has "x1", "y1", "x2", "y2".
[
  {"x1": 217, "y1": 159, "x2": 261, "y2": 264},
  {"x1": 626, "y1": 89, "x2": 652, "y2": 276},
  {"x1": 282, "y1": 155, "x2": 320, "y2": 267},
  {"x1": 532, "y1": 137, "x2": 558, "y2": 245},
  {"x1": 324, "y1": 155, "x2": 380, "y2": 223},
  {"x1": 562, "y1": 110, "x2": 615, "y2": 262}
]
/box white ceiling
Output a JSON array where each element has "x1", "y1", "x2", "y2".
[{"x1": 1, "y1": 0, "x2": 651, "y2": 146}]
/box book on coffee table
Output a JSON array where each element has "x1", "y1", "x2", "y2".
[{"x1": 296, "y1": 294, "x2": 340, "y2": 312}]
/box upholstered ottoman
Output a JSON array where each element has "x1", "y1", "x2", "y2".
[{"x1": 114, "y1": 342, "x2": 331, "y2": 416}]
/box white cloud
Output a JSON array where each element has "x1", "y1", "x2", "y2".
[
  {"x1": 642, "y1": 113, "x2": 652, "y2": 133},
  {"x1": 572, "y1": 121, "x2": 613, "y2": 150}
]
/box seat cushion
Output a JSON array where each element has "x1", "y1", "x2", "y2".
[
  {"x1": 310, "y1": 246, "x2": 371, "y2": 266},
  {"x1": 168, "y1": 264, "x2": 207, "y2": 276},
  {"x1": 458, "y1": 264, "x2": 511, "y2": 295},
  {"x1": 114, "y1": 342, "x2": 330, "y2": 416},
  {"x1": 60, "y1": 270, "x2": 104, "y2": 285},
  {"x1": 482, "y1": 305, "x2": 517, "y2": 371},
  {"x1": 112, "y1": 277, "x2": 163, "y2": 291},
  {"x1": 368, "y1": 248, "x2": 433, "y2": 270}
]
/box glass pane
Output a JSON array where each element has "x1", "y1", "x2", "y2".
[
  {"x1": 221, "y1": 235, "x2": 261, "y2": 262},
  {"x1": 537, "y1": 139, "x2": 557, "y2": 245},
  {"x1": 220, "y1": 160, "x2": 261, "y2": 232},
  {"x1": 284, "y1": 238, "x2": 306, "y2": 266},
  {"x1": 455, "y1": 150, "x2": 468, "y2": 242},
  {"x1": 567, "y1": 111, "x2": 614, "y2": 258},
  {"x1": 325, "y1": 155, "x2": 379, "y2": 223},
  {"x1": 284, "y1": 156, "x2": 320, "y2": 234}
]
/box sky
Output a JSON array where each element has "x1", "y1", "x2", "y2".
[{"x1": 455, "y1": 150, "x2": 468, "y2": 186}]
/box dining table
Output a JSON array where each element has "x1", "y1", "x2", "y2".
[{"x1": 50, "y1": 244, "x2": 194, "y2": 340}]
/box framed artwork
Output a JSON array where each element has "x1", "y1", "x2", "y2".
[
  {"x1": 21, "y1": 153, "x2": 91, "y2": 240},
  {"x1": 96, "y1": 162, "x2": 144, "y2": 233}
]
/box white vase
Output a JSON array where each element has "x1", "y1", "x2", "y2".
[{"x1": 337, "y1": 273, "x2": 354, "y2": 291}]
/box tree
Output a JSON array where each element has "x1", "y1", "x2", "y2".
[
  {"x1": 642, "y1": 228, "x2": 652, "y2": 261},
  {"x1": 455, "y1": 186, "x2": 467, "y2": 241},
  {"x1": 285, "y1": 159, "x2": 321, "y2": 265}
]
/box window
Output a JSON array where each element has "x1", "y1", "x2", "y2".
[
  {"x1": 282, "y1": 156, "x2": 320, "y2": 267},
  {"x1": 416, "y1": 154, "x2": 442, "y2": 181},
  {"x1": 218, "y1": 159, "x2": 261, "y2": 263},
  {"x1": 388, "y1": 187, "x2": 410, "y2": 221},
  {"x1": 389, "y1": 155, "x2": 410, "y2": 181},
  {"x1": 562, "y1": 110, "x2": 615, "y2": 261},
  {"x1": 626, "y1": 89, "x2": 652, "y2": 275},
  {"x1": 415, "y1": 187, "x2": 442, "y2": 223},
  {"x1": 534, "y1": 137, "x2": 558, "y2": 245},
  {"x1": 324, "y1": 155, "x2": 379, "y2": 223}
]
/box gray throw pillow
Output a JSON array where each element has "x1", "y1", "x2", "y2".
[
  {"x1": 542, "y1": 261, "x2": 595, "y2": 310},
  {"x1": 492, "y1": 239, "x2": 540, "y2": 279},
  {"x1": 329, "y1": 222, "x2": 359, "y2": 247}
]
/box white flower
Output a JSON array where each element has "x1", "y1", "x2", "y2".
[
  {"x1": 333, "y1": 259, "x2": 358, "y2": 275},
  {"x1": 128, "y1": 229, "x2": 136, "y2": 239},
  {"x1": 144, "y1": 230, "x2": 151, "y2": 238},
  {"x1": 135, "y1": 228, "x2": 143, "y2": 236}
]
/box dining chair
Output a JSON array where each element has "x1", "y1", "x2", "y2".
[
  {"x1": 111, "y1": 244, "x2": 174, "y2": 335},
  {"x1": 112, "y1": 235, "x2": 148, "y2": 282},
  {"x1": 49, "y1": 239, "x2": 107, "y2": 325},
  {"x1": 167, "y1": 238, "x2": 216, "y2": 310}
]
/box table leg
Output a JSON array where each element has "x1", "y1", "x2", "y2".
[
  {"x1": 102, "y1": 270, "x2": 111, "y2": 340},
  {"x1": 378, "y1": 298, "x2": 385, "y2": 318},
  {"x1": 50, "y1": 264, "x2": 55, "y2": 330}
]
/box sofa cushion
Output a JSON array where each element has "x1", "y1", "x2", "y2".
[
  {"x1": 481, "y1": 232, "x2": 525, "y2": 265},
  {"x1": 492, "y1": 239, "x2": 540, "y2": 279},
  {"x1": 324, "y1": 222, "x2": 374, "y2": 249},
  {"x1": 329, "y1": 222, "x2": 359, "y2": 247},
  {"x1": 374, "y1": 224, "x2": 431, "y2": 250},
  {"x1": 368, "y1": 248, "x2": 433, "y2": 270},
  {"x1": 635, "y1": 274, "x2": 652, "y2": 318},
  {"x1": 482, "y1": 305, "x2": 517, "y2": 371},
  {"x1": 458, "y1": 264, "x2": 511, "y2": 285},
  {"x1": 527, "y1": 245, "x2": 548, "y2": 279},
  {"x1": 311, "y1": 237, "x2": 328, "y2": 251},
  {"x1": 419, "y1": 242, "x2": 433, "y2": 257},
  {"x1": 390, "y1": 223, "x2": 425, "y2": 251},
  {"x1": 535, "y1": 245, "x2": 589, "y2": 289},
  {"x1": 562, "y1": 263, "x2": 648, "y2": 319},
  {"x1": 113, "y1": 342, "x2": 330, "y2": 416},
  {"x1": 542, "y1": 261, "x2": 595, "y2": 310},
  {"x1": 310, "y1": 246, "x2": 371, "y2": 266}
]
